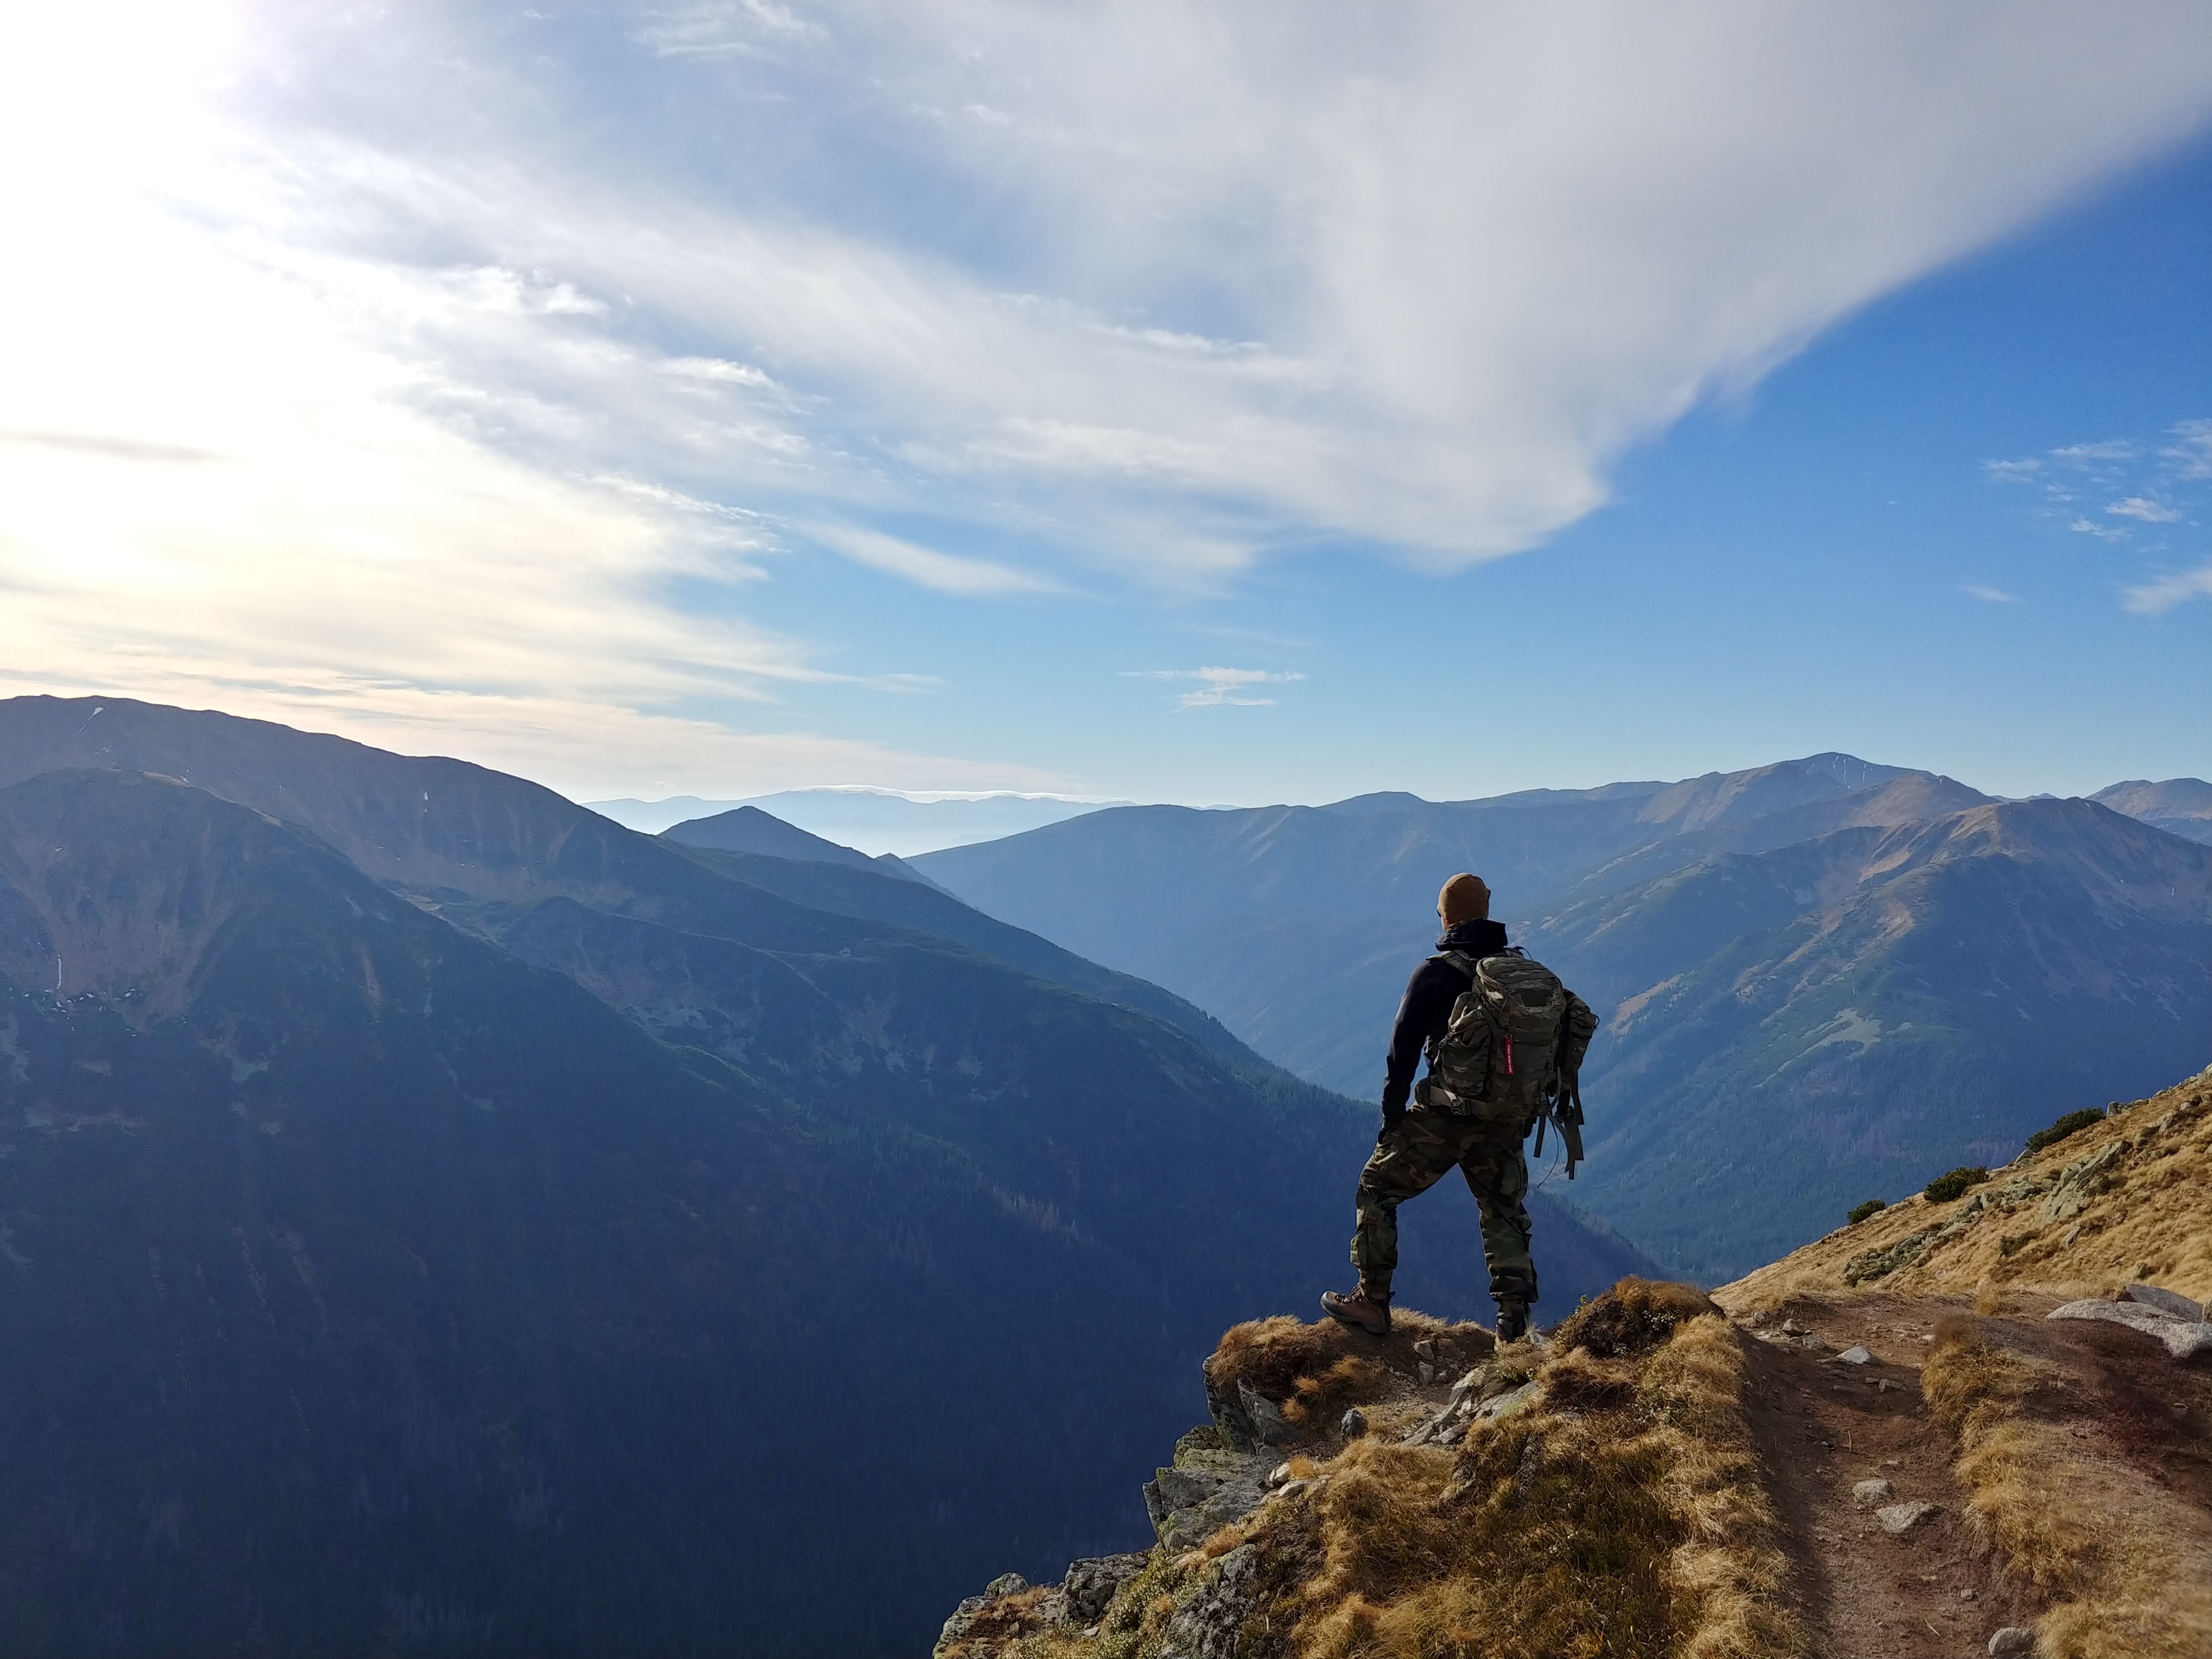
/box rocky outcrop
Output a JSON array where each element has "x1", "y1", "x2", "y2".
[
  {"x1": 1141, "y1": 1426, "x2": 1275, "y2": 1552},
  {"x1": 2048, "y1": 1288, "x2": 2212, "y2": 1361}
]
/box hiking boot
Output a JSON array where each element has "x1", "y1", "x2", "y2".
[
  {"x1": 1321, "y1": 1286, "x2": 1392, "y2": 1335},
  {"x1": 1495, "y1": 1306, "x2": 1529, "y2": 1343}
]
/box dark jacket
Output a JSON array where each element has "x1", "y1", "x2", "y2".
[{"x1": 1381, "y1": 918, "x2": 1508, "y2": 1116}]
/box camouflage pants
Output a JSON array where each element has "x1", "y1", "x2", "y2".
[{"x1": 1350, "y1": 1104, "x2": 1536, "y2": 1311}]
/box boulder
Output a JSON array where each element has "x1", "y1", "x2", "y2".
[
  {"x1": 1988, "y1": 1627, "x2": 2034, "y2": 1658},
  {"x1": 1157, "y1": 1541, "x2": 1260, "y2": 1659},
  {"x1": 2046, "y1": 1299, "x2": 2212, "y2": 1356},
  {"x1": 2123, "y1": 1283, "x2": 2204, "y2": 1322},
  {"x1": 1876, "y1": 1500, "x2": 1940, "y2": 1535},
  {"x1": 1835, "y1": 1345, "x2": 1873, "y2": 1365},
  {"x1": 1340, "y1": 1407, "x2": 1368, "y2": 1439},
  {"x1": 1141, "y1": 1437, "x2": 1273, "y2": 1552},
  {"x1": 1053, "y1": 1553, "x2": 1149, "y2": 1627},
  {"x1": 1852, "y1": 1478, "x2": 1895, "y2": 1506},
  {"x1": 1237, "y1": 1378, "x2": 1296, "y2": 1448},
  {"x1": 2162, "y1": 1323, "x2": 2212, "y2": 1362}
]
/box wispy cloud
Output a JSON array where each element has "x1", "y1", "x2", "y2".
[
  {"x1": 2050, "y1": 440, "x2": 2136, "y2": 465},
  {"x1": 1129, "y1": 667, "x2": 1305, "y2": 709},
  {"x1": 2002, "y1": 420, "x2": 2212, "y2": 611},
  {"x1": 4, "y1": 3, "x2": 2212, "y2": 783},
  {"x1": 2123, "y1": 562, "x2": 2212, "y2": 615},
  {"x1": 2163, "y1": 419, "x2": 2212, "y2": 480},
  {"x1": 807, "y1": 524, "x2": 1059, "y2": 596},
  {"x1": 1959, "y1": 583, "x2": 2021, "y2": 604}
]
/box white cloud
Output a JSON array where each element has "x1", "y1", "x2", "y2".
[
  {"x1": 2050, "y1": 440, "x2": 2137, "y2": 466},
  {"x1": 4, "y1": 1, "x2": 2212, "y2": 779},
  {"x1": 1983, "y1": 458, "x2": 2040, "y2": 484},
  {"x1": 807, "y1": 524, "x2": 1060, "y2": 596},
  {"x1": 2068, "y1": 518, "x2": 2128, "y2": 543},
  {"x1": 2164, "y1": 419, "x2": 2212, "y2": 481},
  {"x1": 1959, "y1": 583, "x2": 2021, "y2": 604},
  {"x1": 2107, "y1": 496, "x2": 2182, "y2": 522},
  {"x1": 2123, "y1": 563, "x2": 2212, "y2": 616},
  {"x1": 1129, "y1": 667, "x2": 1305, "y2": 709}
]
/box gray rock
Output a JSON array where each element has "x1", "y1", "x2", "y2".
[
  {"x1": 1876, "y1": 1500, "x2": 1940, "y2": 1535},
  {"x1": 2048, "y1": 1298, "x2": 2202, "y2": 1358},
  {"x1": 1852, "y1": 1478, "x2": 1895, "y2": 1506},
  {"x1": 1781, "y1": 1318, "x2": 1809, "y2": 1335},
  {"x1": 1143, "y1": 1440, "x2": 1273, "y2": 1553},
  {"x1": 1203, "y1": 1379, "x2": 1258, "y2": 1452},
  {"x1": 1237, "y1": 1378, "x2": 1296, "y2": 1448},
  {"x1": 1988, "y1": 1626, "x2": 2034, "y2": 1658},
  {"x1": 984, "y1": 1573, "x2": 1029, "y2": 1597},
  {"x1": 1835, "y1": 1345, "x2": 1873, "y2": 1364},
  {"x1": 2124, "y1": 1283, "x2": 2205, "y2": 1322},
  {"x1": 1340, "y1": 1407, "x2": 1368, "y2": 1439},
  {"x1": 1157, "y1": 1542, "x2": 1260, "y2": 1659},
  {"x1": 2160, "y1": 1323, "x2": 2212, "y2": 1362},
  {"x1": 2036, "y1": 1140, "x2": 2127, "y2": 1222},
  {"x1": 1474, "y1": 1379, "x2": 1543, "y2": 1424},
  {"x1": 1512, "y1": 1434, "x2": 1545, "y2": 1503},
  {"x1": 1055, "y1": 1553, "x2": 1149, "y2": 1626},
  {"x1": 1265, "y1": 1461, "x2": 1294, "y2": 1488},
  {"x1": 934, "y1": 1594, "x2": 991, "y2": 1654},
  {"x1": 1417, "y1": 1361, "x2": 1437, "y2": 1384}
]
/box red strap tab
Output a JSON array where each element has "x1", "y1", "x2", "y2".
[{"x1": 1502, "y1": 1034, "x2": 1515, "y2": 1076}]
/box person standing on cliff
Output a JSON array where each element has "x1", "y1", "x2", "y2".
[{"x1": 1321, "y1": 873, "x2": 1597, "y2": 1344}]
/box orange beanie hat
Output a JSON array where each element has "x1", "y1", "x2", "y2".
[{"x1": 1438, "y1": 873, "x2": 1491, "y2": 925}]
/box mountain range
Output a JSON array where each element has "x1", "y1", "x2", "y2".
[
  {"x1": 913, "y1": 756, "x2": 2212, "y2": 1279},
  {"x1": 0, "y1": 696, "x2": 1654, "y2": 1657},
  {"x1": 588, "y1": 788, "x2": 1122, "y2": 852}
]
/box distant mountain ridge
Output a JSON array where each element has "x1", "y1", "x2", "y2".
[
  {"x1": 590, "y1": 787, "x2": 1124, "y2": 852},
  {"x1": 662, "y1": 800, "x2": 945, "y2": 887},
  {"x1": 2092, "y1": 776, "x2": 2212, "y2": 845},
  {"x1": 913, "y1": 754, "x2": 1995, "y2": 1094},
  {"x1": 0, "y1": 697, "x2": 1659, "y2": 1656},
  {"x1": 915, "y1": 756, "x2": 2212, "y2": 1279}
]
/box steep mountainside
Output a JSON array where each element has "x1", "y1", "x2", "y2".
[
  {"x1": 2093, "y1": 777, "x2": 2212, "y2": 845},
  {"x1": 0, "y1": 703, "x2": 1659, "y2": 1655},
  {"x1": 934, "y1": 1069, "x2": 2212, "y2": 1659},
  {"x1": 662, "y1": 841, "x2": 1259, "y2": 1062},
  {"x1": 1528, "y1": 800, "x2": 2212, "y2": 1278}
]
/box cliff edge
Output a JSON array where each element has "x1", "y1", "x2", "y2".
[{"x1": 936, "y1": 1066, "x2": 2212, "y2": 1659}]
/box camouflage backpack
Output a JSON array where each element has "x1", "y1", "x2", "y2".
[{"x1": 1416, "y1": 948, "x2": 1600, "y2": 1175}]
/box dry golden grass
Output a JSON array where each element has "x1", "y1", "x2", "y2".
[
  {"x1": 1923, "y1": 1316, "x2": 2212, "y2": 1659},
  {"x1": 1716, "y1": 1068, "x2": 2212, "y2": 1312},
  {"x1": 1284, "y1": 1280, "x2": 1802, "y2": 1659},
  {"x1": 1207, "y1": 1307, "x2": 1493, "y2": 1410}
]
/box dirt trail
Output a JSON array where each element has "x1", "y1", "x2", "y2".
[
  {"x1": 1735, "y1": 1294, "x2": 2040, "y2": 1659},
  {"x1": 1729, "y1": 1287, "x2": 2212, "y2": 1659}
]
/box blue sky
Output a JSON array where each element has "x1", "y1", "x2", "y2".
[{"x1": 2, "y1": 2, "x2": 2208, "y2": 804}]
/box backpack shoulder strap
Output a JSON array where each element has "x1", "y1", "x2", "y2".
[{"x1": 1430, "y1": 951, "x2": 1480, "y2": 980}]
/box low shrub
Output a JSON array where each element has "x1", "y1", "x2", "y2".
[
  {"x1": 2025, "y1": 1106, "x2": 2106, "y2": 1156},
  {"x1": 1847, "y1": 1198, "x2": 1886, "y2": 1226},
  {"x1": 1924, "y1": 1165, "x2": 1989, "y2": 1204}
]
